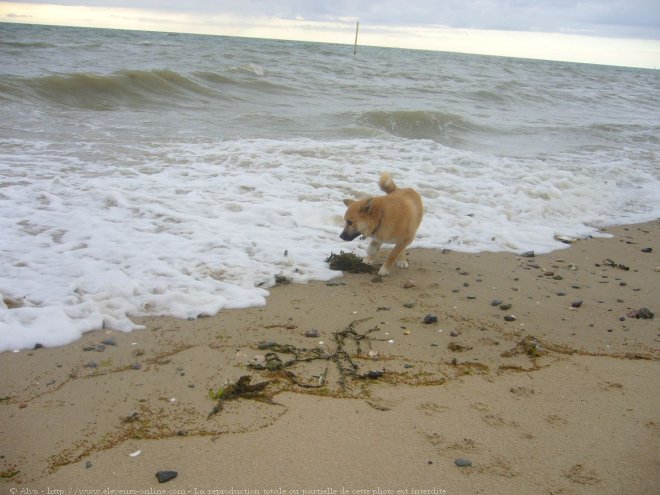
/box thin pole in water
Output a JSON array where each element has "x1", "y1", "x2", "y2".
[{"x1": 353, "y1": 20, "x2": 359, "y2": 55}]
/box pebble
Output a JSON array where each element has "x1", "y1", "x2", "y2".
[
  {"x1": 491, "y1": 299, "x2": 502, "y2": 306},
  {"x1": 504, "y1": 315, "x2": 517, "y2": 322},
  {"x1": 85, "y1": 461, "x2": 93, "y2": 469},
  {"x1": 450, "y1": 330, "x2": 460, "y2": 337},
  {"x1": 454, "y1": 458, "x2": 473, "y2": 467},
  {"x1": 131, "y1": 362, "x2": 142, "y2": 370},
  {"x1": 641, "y1": 247, "x2": 653, "y2": 253},
  {"x1": 156, "y1": 471, "x2": 178, "y2": 483},
  {"x1": 101, "y1": 337, "x2": 117, "y2": 346},
  {"x1": 83, "y1": 346, "x2": 95, "y2": 352},
  {"x1": 520, "y1": 251, "x2": 535, "y2": 258},
  {"x1": 304, "y1": 329, "x2": 320, "y2": 338},
  {"x1": 85, "y1": 361, "x2": 98, "y2": 368},
  {"x1": 423, "y1": 314, "x2": 438, "y2": 324},
  {"x1": 571, "y1": 300, "x2": 583, "y2": 308},
  {"x1": 499, "y1": 303, "x2": 512, "y2": 311},
  {"x1": 95, "y1": 344, "x2": 106, "y2": 352},
  {"x1": 629, "y1": 308, "x2": 655, "y2": 319},
  {"x1": 403, "y1": 279, "x2": 416, "y2": 288},
  {"x1": 325, "y1": 280, "x2": 345, "y2": 286}
]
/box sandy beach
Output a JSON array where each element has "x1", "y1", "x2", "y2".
[{"x1": 1, "y1": 220, "x2": 658, "y2": 494}]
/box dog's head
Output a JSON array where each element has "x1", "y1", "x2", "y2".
[{"x1": 340, "y1": 198, "x2": 375, "y2": 241}]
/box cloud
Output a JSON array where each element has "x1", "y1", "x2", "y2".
[{"x1": 4, "y1": 0, "x2": 660, "y2": 39}]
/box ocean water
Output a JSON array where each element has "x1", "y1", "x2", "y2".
[{"x1": 1, "y1": 23, "x2": 659, "y2": 352}]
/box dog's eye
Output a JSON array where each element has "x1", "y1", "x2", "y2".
[{"x1": 346, "y1": 220, "x2": 353, "y2": 226}]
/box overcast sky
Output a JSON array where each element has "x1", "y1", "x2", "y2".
[{"x1": 2, "y1": 1, "x2": 660, "y2": 68}]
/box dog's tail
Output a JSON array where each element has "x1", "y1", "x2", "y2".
[{"x1": 379, "y1": 171, "x2": 397, "y2": 194}]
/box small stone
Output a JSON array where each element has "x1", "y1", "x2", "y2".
[
  {"x1": 131, "y1": 362, "x2": 142, "y2": 370},
  {"x1": 83, "y1": 346, "x2": 95, "y2": 352},
  {"x1": 19, "y1": 403, "x2": 28, "y2": 409},
  {"x1": 423, "y1": 314, "x2": 438, "y2": 324},
  {"x1": 46, "y1": 380, "x2": 56, "y2": 386},
  {"x1": 101, "y1": 338, "x2": 117, "y2": 346},
  {"x1": 403, "y1": 279, "x2": 416, "y2": 288},
  {"x1": 403, "y1": 302, "x2": 416, "y2": 308},
  {"x1": 630, "y1": 308, "x2": 654, "y2": 319},
  {"x1": 156, "y1": 471, "x2": 178, "y2": 483},
  {"x1": 499, "y1": 303, "x2": 512, "y2": 310},
  {"x1": 450, "y1": 330, "x2": 459, "y2": 337},
  {"x1": 491, "y1": 299, "x2": 502, "y2": 306},
  {"x1": 85, "y1": 461, "x2": 93, "y2": 469},
  {"x1": 504, "y1": 315, "x2": 517, "y2": 322},
  {"x1": 85, "y1": 361, "x2": 98, "y2": 368},
  {"x1": 571, "y1": 300, "x2": 583, "y2": 308},
  {"x1": 641, "y1": 247, "x2": 652, "y2": 253},
  {"x1": 304, "y1": 329, "x2": 320, "y2": 338},
  {"x1": 556, "y1": 292, "x2": 566, "y2": 296},
  {"x1": 33, "y1": 343, "x2": 43, "y2": 350},
  {"x1": 520, "y1": 251, "x2": 535, "y2": 258},
  {"x1": 95, "y1": 344, "x2": 106, "y2": 352},
  {"x1": 454, "y1": 458, "x2": 473, "y2": 467}
]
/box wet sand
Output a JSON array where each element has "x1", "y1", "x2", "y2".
[{"x1": 1, "y1": 221, "x2": 658, "y2": 494}]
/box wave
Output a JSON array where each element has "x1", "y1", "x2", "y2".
[
  {"x1": 2, "y1": 70, "x2": 243, "y2": 110},
  {"x1": 1, "y1": 68, "x2": 297, "y2": 110},
  {"x1": 357, "y1": 110, "x2": 487, "y2": 142},
  {"x1": 0, "y1": 40, "x2": 56, "y2": 49}
]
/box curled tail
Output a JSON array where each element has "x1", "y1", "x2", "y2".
[{"x1": 379, "y1": 171, "x2": 397, "y2": 194}]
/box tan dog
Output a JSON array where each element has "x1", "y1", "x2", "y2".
[{"x1": 340, "y1": 172, "x2": 423, "y2": 276}]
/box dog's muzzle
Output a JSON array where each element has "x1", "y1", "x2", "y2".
[{"x1": 340, "y1": 230, "x2": 361, "y2": 241}]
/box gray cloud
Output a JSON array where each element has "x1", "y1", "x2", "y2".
[{"x1": 8, "y1": 0, "x2": 660, "y2": 39}]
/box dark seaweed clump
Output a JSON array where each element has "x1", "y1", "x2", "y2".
[{"x1": 325, "y1": 251, "x2": 376, "y2": 274}]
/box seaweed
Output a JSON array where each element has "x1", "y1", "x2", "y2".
[
  {"x1": 249, "y1": 319, "x2": 384, "y2": 393},
  {"x1": 325, "y1": 251, "x2": 376, "y2": 273},
  {"x1": 207, "y1": 375, "x2": 271, "y2": 418}
]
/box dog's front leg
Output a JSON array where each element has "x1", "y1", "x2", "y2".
[
  {"x1": 379, "y1": 241, "x2": 410, "y2": 276},
  {"x1": 365, "y1": 238, "x2": 381, "y2": 265}
]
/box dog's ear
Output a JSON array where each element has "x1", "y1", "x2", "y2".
[
  {"x1": 343, "y1": 199, "x2": 355, "y2": 206},
  {"x1": 360, "y1": 198, "x2": 374, "y2": 214}
]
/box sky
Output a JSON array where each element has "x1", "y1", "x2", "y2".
[{"x1": 1, "y1": 1, "x2": 660, "y2": 68}]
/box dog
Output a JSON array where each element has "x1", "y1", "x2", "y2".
[{"x1": 340, "y1": 171, "x2": 423, "y2": 276}]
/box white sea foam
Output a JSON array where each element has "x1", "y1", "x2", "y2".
[{"x1": 1, "y1": 136, "x2": 659, "y2": 352}]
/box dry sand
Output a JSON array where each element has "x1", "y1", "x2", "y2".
[{"x1": 1, "y1": 221, "x2": 658, "y2": 494}]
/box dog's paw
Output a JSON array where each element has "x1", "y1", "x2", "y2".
[
  {"x1": 378, "y1": 265, "x2": 390, "y2": 276},
  {"x1": 396, "y1": 259, "x2": 409, "y2": 269}
]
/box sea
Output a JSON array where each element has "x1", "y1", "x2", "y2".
[{"x1": 1, "y1": 22, "x2": 659, "y2": 352}]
